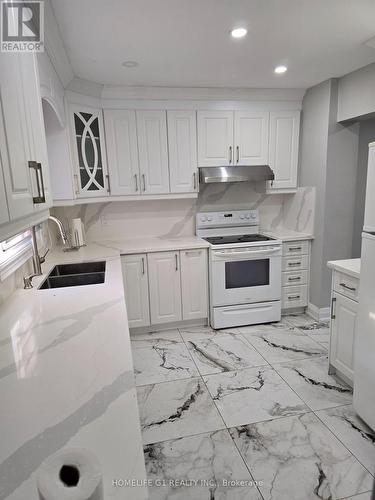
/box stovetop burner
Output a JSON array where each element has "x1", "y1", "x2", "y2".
[{"x1": 203, "y1": 234, "x2": 276, "y2": 245}]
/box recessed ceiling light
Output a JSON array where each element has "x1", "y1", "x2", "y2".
[
  {"x1": 230, "y1": 27, "x2": 247, "y2": 39},
  {"x1": 274, "y1": 65, "x2": 287, "y2": 74},
  {"x1": 122, "y1": 61, "x2": 139, "y2": 68}
]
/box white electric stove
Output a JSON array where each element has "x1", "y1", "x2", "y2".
[{"x1": 196, "y1": 209, "x2": 282, "y2": 329}]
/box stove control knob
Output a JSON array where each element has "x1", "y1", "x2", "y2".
[
  {"x1": 201, "y1": 216, "x2": 207, "y2": 222},
  {"x1": 240, "y1": 214, "x2": 245, "y2": 219},
  {"x1": 207, "y1": 216, "x2": 213, "y2": 221},
  {"x1": 245, "y1": 214, "x2": 250, "y2": 219},
  {"x1": 251, "y1": 213, "x2": 257, "y2": 219}
]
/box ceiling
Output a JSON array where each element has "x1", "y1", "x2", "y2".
[{"x1": 51, "y1": 0, "x2": 375, "y2": 89}]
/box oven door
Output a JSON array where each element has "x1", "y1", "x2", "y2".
[{"x1": 210, "y1": 246, "x2": 282, "y2": 307}]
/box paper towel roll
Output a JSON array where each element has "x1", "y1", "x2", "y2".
[
  {"x1": 37, "y1": 448, "x2": 103, "y2": 500},
  {"x1": 71, "y1": 218, "x2": 85, "y2": 247}
]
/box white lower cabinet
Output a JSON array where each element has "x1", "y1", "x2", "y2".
[
  {"x1": 121, "y1": 248, "x2": 208, "y2": 329},
  {"x1": 148, "y1": 251, "x2": 182, "y2": 324},
  {"x1": 180, "y1": 249, "x2": 208, "y2": 320},
  {"x1": 329, "y1": 270, "x2": 359, "y2": 385},
  {"x1": 281, "y1": 240, "x2": 310, "y2": 311},
  {"x1": 121, "y1": 254, "x2": 150, "y2": 328}
]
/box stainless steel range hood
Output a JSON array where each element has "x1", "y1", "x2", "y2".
[{"x1": 199, "y1": 165, "x2": 274, "y2": 184}]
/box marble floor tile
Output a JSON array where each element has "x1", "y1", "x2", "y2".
[
  {"x1": 203, "y1": 366, "x2": 308, "y2": 427},
  {"x1": 283, "y1": 312, "x2": 320, "y2": 327},
  {"x1": 316, "y1": 405, "x2": 375, "y2": 474},
  {"x1": 178, "y1": 325, "x2": 238, "y2": 342},
  {"x1": 133, "y1": 343, "x2": 199, "y2": 386},
  {"x1": 229, "y1": 412, "x2": 373, "y2": 500},
  {"x1": 187, "y1": 334, "x2": 267, "y2": 376},
  {"x1": 273, "y1": 356, "x2": 352, "y2": 410},
  {"x1": 341, "y1": 492, "x2": 373, "y2": 500},
  {"x1": 131, "y1": 329, "x2": 183, "y2": 349},
  {"x1": 144, "y1": 429, "x2": 262, "y2": 500},
  {"x1": 297, "y1": 321, "x2": 330, "y2": 350},
  {"x1": 137, "y1": 378, "x2": 224, "y2": 444},
  {"x1": 236, "y1": 320, "x2": 294, "y2": 336},
  {"x1": 239, "y1": 325, "x2": 326, "y2": 365}
]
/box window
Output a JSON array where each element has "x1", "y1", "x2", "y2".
[{"x1": 0, "y1": 230, "x2": 33, "y2": 281}]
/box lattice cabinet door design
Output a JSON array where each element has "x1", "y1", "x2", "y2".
[{"x1": 69, "y1": 104, "x2": 109, "y2": 198}]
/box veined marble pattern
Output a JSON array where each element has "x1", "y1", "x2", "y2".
[
  {"x1": 294, "y1": 320, "x2": 330, "y2": 350},
  {"x1": 133, "y1": 343, "x2": 199, "y2": 386},
  {"x1": 131, "y1": 329, "x2": 184, "y2": 349},
  {"x1": 316, "y1": 405, "x2": 375, "y2": 474},
  {"x1": 283, "y1": 313, "x2": 319, "y2": 328},
  {"x1": 137, "y1": 378, "x2": 224, "y2": 445},
  {"x1": 238, "y1": 324, "x2": 326, "y2": 365},
  {"x1": 203, "y1": 366, "x2": 308, "y2": 427},
  {"x1": 144, "y1": 429, "x2": 262, "y2": 500},
  {"x1": 187, "y1": 334, "x2": 267, "y2": 376},
  {"x1": 230, "y1": 412, "x2": 374, "y2": 500},
  {"x1": 341, "y1": 493, "x2": 373, "y2": 500},
  {"x1": 273, "y1": 356, "x2": 353, "y2": 410},
  {"x1": 178, "y1": 325, "x2": 238, "y2": 342}
]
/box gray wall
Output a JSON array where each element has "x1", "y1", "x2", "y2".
[
  {"x1": 338, "y1": 63, "x2": 375, "y2": 121},
  {"x1": 352, "y1": 118, "x2": 375, "y2": 257},
  {"x1": 300, "y1": 79, "x2": 360, "y2": 309}
]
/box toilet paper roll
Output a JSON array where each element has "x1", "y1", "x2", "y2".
[
  {"x1": 71, "y1": 218, "x2": 85, "y2": 247},
  {"x1": 37, "y1": 448, "x2": 103, "y2": 500}
]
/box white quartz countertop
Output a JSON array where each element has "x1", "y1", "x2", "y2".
[
  {"x1": 0, "y1": 245, "x2": 148, "y2": 500},
  {"x1": 327, "y1": 258, "x2": 361, "y2": 279},
  {"x1": 91, "y1": 236, "x2": 209, "y2": 255},
  {"x1": 262, "y1": 229, "x2": 314, "y2": 242}
]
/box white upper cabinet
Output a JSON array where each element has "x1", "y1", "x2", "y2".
[
  {"x1": 167, "y1": 111, "x2": 198, "y2": 193},
  {"x1": 136, "y1": 111, "x2": 170, "y2": 194},
  {"x1": 0, "y1": 53, "x2": 51, "y2": 221},
  {"x1": 268, "y1": 110, "x2": 300, "y2": 190},
  {"x1": 121, "y1": 254, "x2": 150, "y2": 328},
  {"x1": 69, "y1": 103, "x2": 109, "y2": 198},
  {"x1": 104, "y1": 110, "x2": 140, "y2": 195},
  {"x1": 180, "y1": 249, "x2": 208, "y2": 321},
  {"x1": 234, "y1": 111, "x2": 269, "y2": 165},
  {"x1": 148, "y1": 251, "x2": 182, "y2": 324},
  {"x1": 197, "y1": 111, "x2": 234, "y2": 166}
]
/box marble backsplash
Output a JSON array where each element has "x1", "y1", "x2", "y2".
[{"x1": 52, "y1": 185, "x2": 315, "y2": 243}]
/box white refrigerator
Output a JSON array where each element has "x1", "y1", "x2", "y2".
[{"x1": 354, "y1": 141, "x2": 375, "y2": 430}]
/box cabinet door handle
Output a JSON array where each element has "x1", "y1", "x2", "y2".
[
  {"x1": 339, "y1": 282, "x2": 356, "y2": 292},
  {"x1": 229, "y1": 146, "x2": 232, "y2": 164},
  {"x1": 175, "y1": 254, "x2": 179, "y2": 271},
  {"x1": 236, "y1": 145, "x2": 239, "y2": 163},
  {"x1": 134, "y1": 174, "x2": 139, "y2": 192},
  {"x1": 73, "y1": 174, "x2": 80, "y2": 195},
  {"x1": 288, "y1": 295, "x2": 301, "y2": 300},
  {"x1": 141, "y1": 257, "x2": 145, "y2": 275},
  {"x1": 29, "y1": 161, "x2": 46, "y2": 204},
  {"x1": 193, "y1": 172, "x2": 197, "y2": 190},
  {"x1": 288, "y1": 246, "x2": 302, "y2": 251},
  {"x1": 106, "y1": 174, "x2": 111, "y2": 193},
  {"x1": 288, "y1": 261, "x2": 301, "y2": 267},
  {"x1": 331, "y1": 297, "x2": 336, "y2": 319},
  {"x1": 142, "y1": 174, "x2": 146, "y2": 192}
]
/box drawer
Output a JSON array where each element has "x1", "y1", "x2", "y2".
[
  {"x1": 283, "y1": 240, "x2": 309, "y2": 256},
  {"x1": 282, "y1": 285, "x2": 308, "y2": 309},
  {"x1": 333, "y1": 271, "x2": 359, "y2": 302},
  {"x1": 282, "y1": 270, "x2": 308, "y2": 287},
  {"x1": 282, "y1": 254, "x2": 309, "y2": 272}
]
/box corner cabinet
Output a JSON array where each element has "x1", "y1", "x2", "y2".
[
  {"x1": 68, "y1": 104, "x2": 109, "y2": 198},
  {"x1": 121, "y1": 248, "x2": 208, "y2": 330},
  {"x1": 268, "y1": 111, "x2": 300, "y2": 191},
  {"x1": 0, "y1": 53, "x2": 52, "y2": 239}
]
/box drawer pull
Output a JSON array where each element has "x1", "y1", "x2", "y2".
[
  {"x1": 288, "y1": 276, "x2": 301, "y2": 282},
  {"x1": 288, "y1": 262, "x2": 301, "y2": 267},
  {"x1": 339, "y1": 282, "x2": 356, "y2": 292},
  {"x1": 288, "y1": 295, "x2": 301, "y2": 300},
  {"x1": 288, "y1": 246, "x2": 302, "y2": 251}
]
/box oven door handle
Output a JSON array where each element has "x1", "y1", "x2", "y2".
[{"x1": 212, "y1": 247, "x2": 281, "y2": 259}]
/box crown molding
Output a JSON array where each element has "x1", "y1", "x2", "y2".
[{"x1": 44, "y1": 0, "x2": 74, "y2": 88}]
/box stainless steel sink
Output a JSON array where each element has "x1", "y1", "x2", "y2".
[{"x1": 39, "y1": 261, "x2": 106, "y2": 289}]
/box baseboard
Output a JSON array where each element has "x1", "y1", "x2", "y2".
[{"x1": 307, "y1": 302, "x2": 330, "y2": 322}]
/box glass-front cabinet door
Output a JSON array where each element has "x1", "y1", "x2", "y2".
[{"x1": 69, "y1": 104, "x2": 109, "y2": 198}]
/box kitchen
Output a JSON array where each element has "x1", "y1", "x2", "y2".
[{"x1": 0, "y1": 1, "x2": 375, "y2": 499}]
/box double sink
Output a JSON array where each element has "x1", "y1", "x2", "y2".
[{"x1": 39, "y1": 261, "x2": 106, "y2": 290}]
